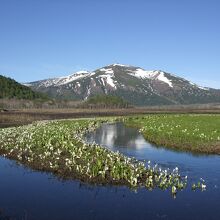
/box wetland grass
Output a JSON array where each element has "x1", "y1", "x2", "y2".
[{"x1": 124, "y1": 114, "x2": 220, "y2": 154}]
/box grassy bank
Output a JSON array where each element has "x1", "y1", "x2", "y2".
[
  {"x1": 0, "y1": 118, "x2": 195, "y2": 194},
  {"x1": 124, "y1": 114, "x2": 220, "y2": 154}
]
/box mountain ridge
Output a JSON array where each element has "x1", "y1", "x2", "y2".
[{"x1": 25, "y1": 64, "x2": 220, "y2": 106}]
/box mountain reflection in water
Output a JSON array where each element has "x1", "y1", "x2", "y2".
[{"x1": 86, "y1": 122, "x2": 151, "y2": 150}]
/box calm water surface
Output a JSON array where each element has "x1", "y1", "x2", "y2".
[{"x1": 1, "y1": 122, "x2": 220, "y2": 220}]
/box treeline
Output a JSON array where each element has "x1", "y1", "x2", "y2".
[
  {"x1": 81, "y1": 95, "x2": 130, "y2": 108},
  {"x1": 0, "y1": 75, "x2": 48, "y2": 100}
]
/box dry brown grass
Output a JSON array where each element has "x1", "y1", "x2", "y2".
[{"x1": 1, "y1": 104, "x2": 220, "y2": 128}]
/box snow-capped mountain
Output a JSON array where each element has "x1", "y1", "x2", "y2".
[{"x1": 26, "y1": 64, "x2": 220, "y2": 106}]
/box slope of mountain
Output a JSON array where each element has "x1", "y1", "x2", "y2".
[
  {"x1": 26, "y1": 64, "x2": 220, "y2": 106},
  {"x1": 0, "y1": 75, "x2": 48, "y2": 100}
]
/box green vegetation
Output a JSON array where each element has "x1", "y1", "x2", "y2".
[
  {"x1": 0, "y1": 75, "x2": 48, "y2": 100},
  {"x1": 124, "y1": 114, "x2": 220, "y2": 154},
  {"x1": 0, "y1": 118, "x2": 202, "y2": 195},
  {"x1": 82, "y1": 95, "x2": 130, "y2": 108}
]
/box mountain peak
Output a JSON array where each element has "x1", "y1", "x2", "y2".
[
  {"x1": 74, "y1": 70, "x2": 89, "y2": 75},
  {"x1": 101, "y1": 63, "x2": 131, "y2": 69},
  {"x1": 26, "y1": 64, "x2": 220, "y2": 106},
  {"x1": 112, "y1": 63, "x2": 130, "y2": 67}
]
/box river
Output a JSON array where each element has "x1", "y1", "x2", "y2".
[{"x1": 0, "y1": 122, "x2": 220, "y2": 219}]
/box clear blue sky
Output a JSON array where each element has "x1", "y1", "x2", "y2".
[{"x1": 0, "y1": 0, "x2": 219, "y2": 88}]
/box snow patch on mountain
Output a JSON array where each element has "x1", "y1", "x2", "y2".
[
  {"x1": 189, "y1": 82, "x2": 210, "y2": 91},
  {"x1": 128, "y1": 69, "x2": 173, "y2": 87},
  {"x1": 75, "y1": 71, "x2": 89, "y2": 75},
  {"x1": 32, "y1": 71, "x2": 90, "y2": 88},
  {"x1": 100, "y1": 68, "x2": 114, "y2": 74},
  {"x1": 85, "y1": 87, "x2": 91, "y2": 100},
  {"x1": 97, "y1": 67, "x2": 117, "y2": 88},
  {"x1": 132, "y1": 69, "x2": 157, "y2": 78},
  {"x1": 57, "y1": 71, "x2": 89, "y2": 85},
  {"x1": 97, "y1": 75, "x2": 117, "y2": 88},
  {"x1": 36, "y1": 78, "x2": 61, "y2": 88},
  {"x1": 23, "y1": 83, "x2": 32, "y2": 87},
  {"x1": 106, "y1": 76, "x2": 117, "y2": 88},
  {"x1": 156, "y1": 72, "x2": 173, "y2": 88},
  {"x1": 112, "y1": 63, "x2": 129, "y2": 67},
  {"x1": 90, "y1": 72, "x2": 96, "y2": 76},
  {"x1": 198, "y1": 86, "x2": 209, "y2": 91}
]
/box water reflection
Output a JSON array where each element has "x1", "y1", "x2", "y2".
[
  {"x1": 86, "y1": 123, "x2": 150, "y2": 150},
  {"x1": 85, "y1": 122, "x2": 220, "y2": 187}
]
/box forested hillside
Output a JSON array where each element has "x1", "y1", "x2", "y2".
[
  {"x1": 82, "y1": 95, "x2": 130, "y2": 108},
  {"x1": 0, "y1": 75, "x2": 48, "y2": 100}
]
